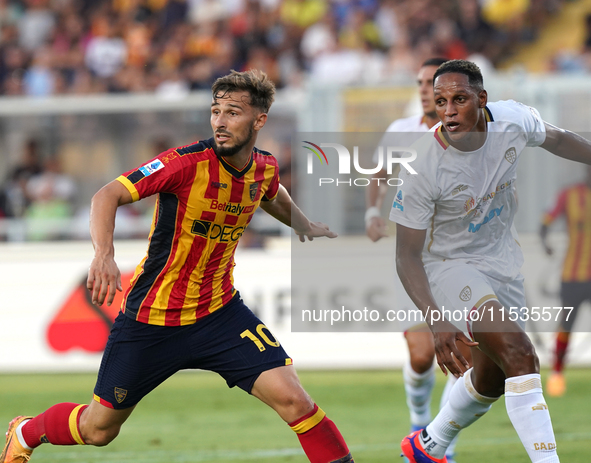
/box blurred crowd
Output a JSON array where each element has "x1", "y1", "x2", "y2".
[
  {"x1": 0, "y1": 0, "x2": 572, "y2": 96},
  {"x1": 0, "y1": 0, "x2": 579, "y2": 241}
]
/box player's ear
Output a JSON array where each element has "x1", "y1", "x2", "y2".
[
  {"x1": 253, "y1": 112, "x2": 267, "y2": 132},
  {"x1": 478, "y1": 89, "x2": 488, "y2": 108}
]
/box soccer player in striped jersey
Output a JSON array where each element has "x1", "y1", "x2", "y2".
[
  {"x1": 540, "y1": 165, "x2": 591, "y2": 397},
  {"x1": 365, "y1": 58, "x2": 470, "y2": 463},
  {"x1": 1, "y1": 70, "x2": 354, "y2": 463},
  {"x1": 389, "y1": 60, "x2": 591, "y2": 463}
]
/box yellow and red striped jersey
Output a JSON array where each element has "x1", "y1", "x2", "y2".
[
  {"x1": 542, "y1": 183, "x2": 591, "y2": 282},
  {"x1": 116, "y1": 138, "x2": 280, "y2": 326}
]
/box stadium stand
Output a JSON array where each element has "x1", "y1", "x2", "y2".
[{"x1": 0, "y1": 0, "x2": 576, "y2": 95}]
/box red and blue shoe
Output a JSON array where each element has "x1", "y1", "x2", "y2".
[{"x1": 401, "y1": 430, "x2": 447, "y2": 463}]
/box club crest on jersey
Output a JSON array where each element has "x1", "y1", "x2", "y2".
[
  {"x1": 249, "y1": 183, "x2": 259, "y2": 201},
  {"x1": 114, "y1": 387, "x2": 127, "y2": 403},
  {"x1": 139, "y1": 160, "x2": 165, "y2": 177},
  {"x1": 504, "y1": 147, "x2": 516, "y2": 164},
  {"x1": 459, "y1": 286, "x2": 472, "y2": 302}
]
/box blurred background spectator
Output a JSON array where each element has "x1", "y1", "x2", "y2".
[
  {"x1": 0, "y1": 0, "x2": 575, "y2": 96},
  {"x1": 0, "y1": 0, "x2": 587, "y2": 243}
]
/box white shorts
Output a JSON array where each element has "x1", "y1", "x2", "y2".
[{"x1": 426, "y1": 261, "x2": 526, "y2": 339}]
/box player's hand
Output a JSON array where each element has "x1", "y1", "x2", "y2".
[
  {"x1": 431, "y1": 320, "x2": 478, "y2": 378},
  {"x1": 542, "y1": 242, "x2": 554, "y2": 256},
  {"x1": 366, "y1": 216, "x2": 388, "y2": 242},
  {"x1": 295, "y1": 221, "x2": 338, "y2": 242},
  {"x1": 87, "y1": 255, "x2": 122, "y2": 307}
]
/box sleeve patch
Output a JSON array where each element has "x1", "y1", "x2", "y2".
[{"x1": 139, "y1": 160, "x2": 165, "y2": 177}]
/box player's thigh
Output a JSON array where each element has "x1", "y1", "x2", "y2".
[
  {"x1": 186, "y1": 294, "x2": 292, "y2": 394},
  {"x1": 94, "y1": 312, "x2": 188, "y2": 410},
  {"x1": 405, "y1": 329, "x2": 435, "y2": 372},
  {"x1": 250, "y1": 365, "x2": 314, "y2": 422},
  {"x1": 472, "y1": 300, "x2": 539, "y2": 378},
  {"x1": 427, "y1": 262, "x2": 499, "y2": 339}
]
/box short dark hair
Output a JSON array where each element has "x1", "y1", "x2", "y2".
[
  {"x1": 422, "y1": 57, "x2": 448, "y2": 68},
  {"x1": 212, "y1": 69, "x2": 276, "y2": 113},
  {"x1": 433, "y1": 60, "x2": 484, "y2": 91}
]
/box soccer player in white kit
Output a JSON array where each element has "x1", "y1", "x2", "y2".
[
  {"x1": 365, "y1": 58, "x2": 469, "y2": 463},
  {"x1": 391, "y1": 60, "x2": 589, "y2": 463}
]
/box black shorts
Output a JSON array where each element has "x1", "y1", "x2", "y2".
[
  {"x1": 93, "y1": 294, "x2": 291, "y2": 409},
  {"x1": 559, "y1": 281, "x2": 591, "y2": 331}
]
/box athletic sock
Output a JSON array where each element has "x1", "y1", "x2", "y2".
[
  {"x1": 21, "y1": 403, "x2": 88, "y2": 448},
  {"x1": 403, "y1": 360, "x2": 435, "y2": 427},
  {"x1": 421, "y1": 368, "x2": 498, "y2": 459},
  {"x1": 553, "y1": 332, "x2": 569, "y2": 373},
  {"x1": 439, "y1": 374, "x2": 459, "y2": 457},
  {"x1": 505, "y1": 374, "x2": 560, "y2": 462},
  {"x1": 289, "y1": 404, "x2": 352, "y2": 463}
]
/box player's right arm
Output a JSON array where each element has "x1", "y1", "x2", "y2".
[
  {"x1": 396, "y1": 223, "x2": 477, "y2": 377},
  {"x1": 87, "y1": 180, "x2": 133, "y2": 307},
  {"x1": 365, "y1": 168, "x2": 388, "y2": 242}
]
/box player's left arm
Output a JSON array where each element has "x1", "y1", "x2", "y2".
[
  {"x1": 259, "y1": 184, "x2": 337, "y2": 242},
  {"x1": 541, "y1": 122, "x2": 591, "y2": 164}
]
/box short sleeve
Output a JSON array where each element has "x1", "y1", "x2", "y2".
[
  {"x1": 517, "y1": 102, "x2": 546, "y2": 147},
  {"x1": 263, "y1": 168, "x2": 280, "y2": 201},
  {"x1": 116, "y1": 149, "x2": 188, "y2": 201},
  {"x1": 389, "y1": 165, "x2": 437, "y2": 230}
]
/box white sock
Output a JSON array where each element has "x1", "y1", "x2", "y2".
[
  {"x1": 505, "y1": 374, "x2": 560, "y2": 462},
  {"x1": 421, "y1": 368, "x2": 499, "y2": 459},
  {"x1": 403, "y1": 360, "x2": 435, "y2": 427},
  {"x1": 440, "y1": 374, "x2": 459, "y2": 457},
  {"x1": 16, "y1": 420, "x2": 32, "y2": 451}
]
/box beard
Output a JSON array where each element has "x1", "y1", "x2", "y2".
[{"x1": 214, "y1": 125, "x2": 254, "y2": 158}]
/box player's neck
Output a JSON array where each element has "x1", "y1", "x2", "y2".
[
  {"x1": 222, "y1": 142, "x2": 255, "y2": 170},
  {"x1": 423, "y1": 113, "x2": 440, "y2": 129}
]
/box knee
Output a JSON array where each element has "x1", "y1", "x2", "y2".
[
  {"x1": 274, "y1": 388, "x2": 314, "y2": 423},
  {"x1": 81, "y1": 426, "x2": 120, "y2": 447},
  {"x1": 409, "y1": 350, "x2": 435, "y2": 374},
  {"x1": 501, "y1": 337, "x2": 539, "y2": 377}
]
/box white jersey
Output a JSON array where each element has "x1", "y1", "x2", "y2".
[
  {"x1": 373, "y1": 115, "x2": 429, "y2": 165},
  {"x1": 389, "y1": 100, "x2": 546, "y2": 282},
  {"x1": 385, "y1": 114, "x2": 429, "y2": 133}
]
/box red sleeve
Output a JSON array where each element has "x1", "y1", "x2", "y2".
[
  {"x1": 116, "y1": 147, "x2": 199, "y2": 202},
  {"x1": 264, "y1": 166, "x2": 280, "y2": 201},
  {"x1": 542, "y1": 188, "x2": 568, "y2": 226}
]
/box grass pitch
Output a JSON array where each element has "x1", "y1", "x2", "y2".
[{"x1": 0, "y1": 368, "x2": 590, "y2": 462}]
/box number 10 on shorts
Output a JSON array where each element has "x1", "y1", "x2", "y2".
[{"x1": 240, "y1": 324, "x2": 281, "y2": 352}]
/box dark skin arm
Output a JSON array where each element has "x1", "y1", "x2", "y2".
[
  {"x1": 538, "y1": 122, "x2": 591, "y2": 255},
  {"x1": 541, "y1": 122, "x2": 591, "y2": 163},
  {"x1": 396, "y1": 223, "x2": 478, "y2": 377}
]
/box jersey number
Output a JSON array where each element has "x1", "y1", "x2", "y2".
[{"x1": 240, "y1": 324, "x2": 280, "y2": 352}]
